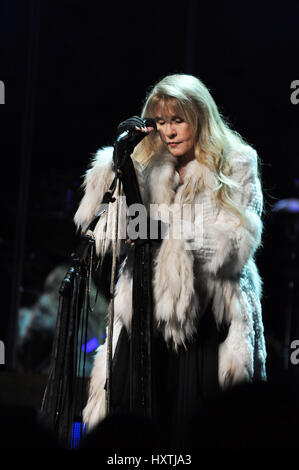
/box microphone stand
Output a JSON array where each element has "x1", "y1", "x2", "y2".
[
  {"x1": 110, "y1": 133, "x2": 153, "y2": 419},
  {"x1": 41, "y1": 127, "x2": 154, "y2": 447},
  {"x1": 41, "y1": 178, "x2": 118, "y2": 448}
]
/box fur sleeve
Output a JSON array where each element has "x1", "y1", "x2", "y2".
[
  {"x1": 197, "y1": 146, "x2": 263, "y2": 278},
  {"x1": 74, "y1": 146, "x2": 115, "y2": 233},
  {"x1": 152, "y1": 146, "x2": 263, "y2": 287},
  {"x1": 74, "y1": 146, "x2": 129, "y2": 257},
  {"x1": 74, "y1": 147, "x2": 148, "y2": 257},
  {"x1": 151, "y1": 146, "x2": 264, "y2": 354}
]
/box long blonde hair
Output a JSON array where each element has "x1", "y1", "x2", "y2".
[{"x1": 139, "y1": 73, "x2": 252, "y2": 222}]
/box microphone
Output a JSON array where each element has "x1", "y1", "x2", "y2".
[
  {"x1": 116, "y1": 117, "x2": 156, "y2": 143},
  {"x1": 113, "y1": 117, "x2": 156, "y2": 170},
  {"x1": 142, "y1": 117, "x2": 156, "y2": 129}
]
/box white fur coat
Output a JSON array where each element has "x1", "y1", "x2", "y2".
[{"x1": 74, "y1": 143, "x2": 267, "y2": 430}]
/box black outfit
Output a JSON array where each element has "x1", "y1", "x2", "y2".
[{"x1": 110, "y1": 303, "x2": 221, "y2": 449}]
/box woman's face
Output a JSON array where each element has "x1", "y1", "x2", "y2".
[{"x1": 154, "y1": 104, "x2": 195, "y2": 162}]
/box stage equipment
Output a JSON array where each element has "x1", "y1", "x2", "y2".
[{"x1": 41, "y1": 117, "x2": 156, "y2": 447}]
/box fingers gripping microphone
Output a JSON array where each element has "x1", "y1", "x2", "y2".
[
  {"x1": 114, "y1": 117, "x2": 156, "y2": 170},
  {"x1": 116, "y1": 116, "x2": 156, "y2": 143},
  {"x1": 142, "y1": 117, "x2": 156, "y2": 129}
]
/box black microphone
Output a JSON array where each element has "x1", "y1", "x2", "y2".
[
  {"x1": 143, "y1": 117, "x2": 156, "y2": 129},
  {"x1": 116, "y1": 117, "x2": 156, "y2": 143},
  {"x1": 114, "y1": 117, "x2": 156, "y2": 170}
]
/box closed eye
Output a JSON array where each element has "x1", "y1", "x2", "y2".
[
  {"x1": 155, "y1": 118, "x2": 165, "y2": 125},
  {"x1": 173, "y1": 117, "x2": 184, "y2": 123},
  {"x1": 155, "y1": 116, "x2": 184, "y2": 125}
]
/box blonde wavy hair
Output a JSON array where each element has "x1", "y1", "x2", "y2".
[{"x1": 137, "y1": 73, "x2": 251, "y2": 222}]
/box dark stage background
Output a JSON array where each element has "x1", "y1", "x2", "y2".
[{"x1": 0, "y1": 0, "x2": 299, "y2": 451}]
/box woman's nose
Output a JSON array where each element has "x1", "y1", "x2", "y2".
[{"x1": 165, "y1": 123, "x2": 176, "y2": 137}]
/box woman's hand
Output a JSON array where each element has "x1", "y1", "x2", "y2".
[
  {"x1": 117, "y1": 116, "x2": 155, "y2": 137},
  {"x1": 114, "y1": 116, "x2": 155, "y2": 170}
]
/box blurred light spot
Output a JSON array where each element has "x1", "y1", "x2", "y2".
[
  {"x1": 82, "y1": 337, "x2": 99, "y2": 353},
  {"x1": 272, "y1": 198, "x2": 299, "y2": 213}
]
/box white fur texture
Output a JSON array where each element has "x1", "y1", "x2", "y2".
[
  {"x1": 75, "y1": 143, "x2": 267, "y2": 428},
  {"x1": 74, "y1": 147, "x2": 115, "y2": 232},
  {"x1": 83, "y1": 317, "x2": 123, "y2": 430}
]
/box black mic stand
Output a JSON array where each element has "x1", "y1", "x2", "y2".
[
  {"x1": 110, "y1": 132, "x2": 153, "y2": 420},
  {"x1": 41, "y1": 177, "x2": 118, "y2": 448},
  {"x1": 41, "y1": 126, "x2": 154, "y2": 447}
]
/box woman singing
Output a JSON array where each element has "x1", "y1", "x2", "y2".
[{"x1": 74, "y1": 73, "x2": 267, "y2": 448}]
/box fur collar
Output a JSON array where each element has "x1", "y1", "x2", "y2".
[{"x1": 138, "y1": 149, "x2": 217, "y2": 207}]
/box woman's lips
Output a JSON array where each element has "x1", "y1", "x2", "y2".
[{"x1": 168, "y1": 142, "x2": 181, "y2": 147}]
